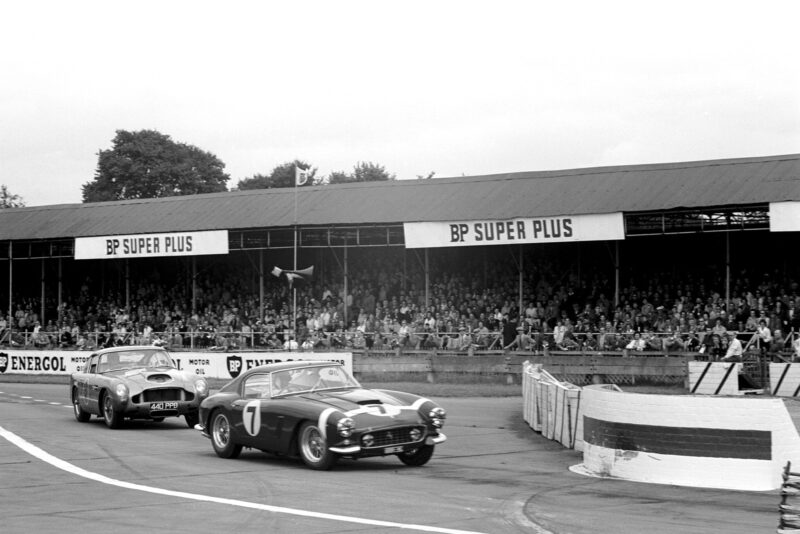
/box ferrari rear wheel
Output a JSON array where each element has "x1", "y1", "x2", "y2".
[
  {"x1": 211, "y1": 411, "x2": 242, "y2": 459},
  {"x1": 102, "y1": 393, "x2": 123, "y2": 429},
  {"x1": 72, "y1": 388, "x2": 90, "y2": 423},
  {"x1": 397, "y1": 444, "x2": 435, "y2": 467},
  {"x1": 298, "y1": 421, "x2": 337, "y2": 470}
]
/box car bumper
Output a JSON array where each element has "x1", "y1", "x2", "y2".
[
  {"x1": 330, "y1": 432, "x2": 447, "y2": 455},
  {"x1": 119, "y1": 400, "x2": 201, "y2": 419}
]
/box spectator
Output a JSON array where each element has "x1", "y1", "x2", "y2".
[
  {"x1": 721, "y1": 331, "x2": 743, "y2": 362},
  {"x1": 626, "y1": 332, "x2": 646, "y2": 352}
]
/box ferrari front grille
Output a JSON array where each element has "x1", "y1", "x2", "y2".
[{"x1": 365, "y1": 426, "x2": 426, "y2": 448}]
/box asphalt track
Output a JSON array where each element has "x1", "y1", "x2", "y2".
[{"x1": 0, "y1": 382, "x2": 783, "y2": 533}]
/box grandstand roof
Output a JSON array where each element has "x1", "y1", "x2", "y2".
[{"x1": 1, "y1": 153, "x2": 799, "y2": 241}]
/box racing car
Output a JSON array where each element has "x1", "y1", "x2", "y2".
[
  {"x1": 196, "y1": 360, "x2": 447, "y2": 470},
  {"x1": 70, "y1": 345, "x2": 209, "y2": 429}
]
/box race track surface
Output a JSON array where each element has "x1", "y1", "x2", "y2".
[{"x1": 0, "y1": 383, "x2": 781, "y2": 533}]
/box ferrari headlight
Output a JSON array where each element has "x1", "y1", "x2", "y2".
[
  {"x1": 337, "y1": 417, "x2": 355, "y2": 437},
  {"x1": 115, "y1": 383, "x2": 129, "y2": 402},
  {"x1": 195, "y1": 378, "x2": 208, "y2": 396},
  {"x1": 429, "y1": 407, "x2": 446, "y2": 428}
]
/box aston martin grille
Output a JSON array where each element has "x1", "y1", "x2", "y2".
[{"x1": 134, "y1": 389, "x2": 193, "y2": 403}]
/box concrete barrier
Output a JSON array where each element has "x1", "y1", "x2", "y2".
[
  {"x1": 688, "y1": 361, "x2": 741, "y2": 395},
  {"x1": 573, "y1": 385, "x2": 800, "y2": 490},
  {"x1": 771, "y1": 363, "x2": 800, "y2": 397}
]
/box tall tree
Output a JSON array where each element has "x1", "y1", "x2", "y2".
[
  {"x1": 0, "y1": 185, "x2": 25, "y2": 208},
  {"x1": 236, "y1": 160, "x2": 316, "y2": 190},
  {"x1": 82, "y1": 129, "x2": 230, "y2": 202},
  {"x1": 328, "y1": 162, "x2": 396, "y2": 184},
  {"x1": 352, "y1": 161, "x2": 395, "y2": 182}
]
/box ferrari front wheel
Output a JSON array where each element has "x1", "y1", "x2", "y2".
[
  {"x1": 397, "y1": 444, "x2": 434, "y2": 466},
  {"x1": 72, "y1": 388, "x2": 90, "y2": 423},
  {"x1": 211, "y1": 411, "x2": 242, "y2": 459},
  {"x1": 298, "y1": 421, "x2": 337, "y2": 470}
]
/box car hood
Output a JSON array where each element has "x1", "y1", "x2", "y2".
[
  {"x1": 109, "y1": 367, "x2": 192, "y2": 388},
  {"x1": 299, "y1": 388, "x2": 430, "y2": 426}
]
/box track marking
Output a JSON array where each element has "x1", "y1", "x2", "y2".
[{"x1": 0, "y1": 425, "x2": 485, "y2": 534}]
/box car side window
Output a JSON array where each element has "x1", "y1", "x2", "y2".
[
  {"x1": 88, "y1": 355, "x2": 98, "y2": 374},
  {"x1": 243, "y1": 374, "x2": 272, "y2": 399}
]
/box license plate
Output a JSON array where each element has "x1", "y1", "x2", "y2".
[
  {"x1": 150, "y1": 401, "x2": 178, "y2": 411},
  {"x1": 384, "y1": 446, "x2": 403, "y2": 454}
]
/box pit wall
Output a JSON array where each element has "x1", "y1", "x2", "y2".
[{"x1": 522, "y1": 361, "x2": 800, "y2": 491}]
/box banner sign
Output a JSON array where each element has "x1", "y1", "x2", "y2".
[
  {"x1": 74, "y1": 230, "x2": 229, "y2": 260},
  {"x1": 403, "y1": 212, "x2": 624, "y2": 248},
  {"x1": 770, "y1": 202, "x2": 800, "y2": 232},
  {"x1": 0, "y1": 350, "x2": 352, "y2": 379}
]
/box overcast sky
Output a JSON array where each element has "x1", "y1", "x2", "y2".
[{"x1": 1, "y1": 1, "x2": 798, "y2": 206}]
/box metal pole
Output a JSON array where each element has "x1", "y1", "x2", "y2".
[
  {"x1": 518, "y1": 245, "x2": 523, "y2": 318},
  {"x1": 424, "y1": 249, "x2": 429, "y2": 311},
  {"x1": 192, "y1": 257, "x2": 197, "y2": 314},
  {"x1": 58, "y1": 257, "x2": 63, "y2": 322},
  {"x1": 726, "y1": 232, "x2": 731, "y2": 313},
  {"x1": 259, "y1": 249, "x2": 264, "y2": 322},
  {"x1": 40, "y1": 258, "x2": 45, "y2": 324},
  {"x1": 343, "y1": 244, "x2": 348, "y2": 326},
  {"x1": 125, "y1": 259, "x2": 130, "y2": 311},
  {"x1": 614, "y1": 241, "x2": 620, "y2": 308},
  {"x1": 8, "y1": 242, "x2": 12, "y2": 323}
]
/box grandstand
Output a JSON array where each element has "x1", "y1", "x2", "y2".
[{"x1": 1, "y1": 153, "x2": 799, "y2": 372}]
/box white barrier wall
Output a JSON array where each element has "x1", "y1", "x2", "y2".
[
  {"x1": 0, "y1": 350, "x2": 352, "y2": 379},
  {"x1": 687, "y1": 361, "x2": 741, "y2": 395},
  {"x1": 771, "y1": 363, "x2": 800, "y2": 397},
  {"x1": 522, "y1": 362, "x2": 583, "y2": 450},
  {"x1": 576, "y1": 385, "x2": 800, "y2": 490}
]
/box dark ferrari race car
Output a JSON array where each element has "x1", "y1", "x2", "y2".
[{"x1": 196, "y1": 360, "x2": 447, "y2": 470}]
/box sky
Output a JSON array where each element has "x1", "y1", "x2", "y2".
[{"x1": 1, "y1": 0, "x2": 798, "y2": 206}]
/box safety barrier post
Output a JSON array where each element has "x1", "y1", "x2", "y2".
[{"x1": 778, "y1": 461, "x2": 800, "y2": 532}]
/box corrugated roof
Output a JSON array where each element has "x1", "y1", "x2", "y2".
[{"x1": 1, "y1": 153, "x2": 798, "y2": 241}]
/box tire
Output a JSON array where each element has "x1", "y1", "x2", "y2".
[
  {"x1": 102, "y1": 392, "x2": 123, "y2": 429},
  {"x1": 211, "y1": 410, "x2": 242, "y2": 459},
  {"x1": 72, "y1": 388, "x2": 90, "y2": 423},
  {"x1": 297, "y1": 421, "x2": 337, "y2": 470},
  {"x1": 397, "y1": 444, "x2": 435, "y2": 467},
  {"x1": 185, "y1": 412, "x2": 199, "y2": 428}
]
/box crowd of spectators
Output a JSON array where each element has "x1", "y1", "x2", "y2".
[{"x1": 1, "y1": 251, "x2": 800, "y2": 360}]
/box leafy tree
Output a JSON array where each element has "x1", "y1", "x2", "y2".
[
  {"x1": 352, "y1": 161, "x2": 395, "y2": 182},
  {"x1": 328, "y1": 162, "x2": 396, "y2": 184},
  {"x1": 0, "y1": 185, "x2": 25, "y2": 208},
  {"x1": 416, "y1": 171, "x2": 436, "y2": 180},
  {"x1": 82, "y1": 129, "x2": 230, "y2": 202},
  {"x1": 326, "y1": 170, "x2": 351, "y2": 185},
  {"x1": 236, "y1": 160, "x2": 316, "y2": 190}
]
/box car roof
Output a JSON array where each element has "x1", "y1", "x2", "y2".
[
  {"x1": 243, "y1": 360, "x2": 341, "y2": 375},
  {"x1": 91, "y1": 345, "x2": 169, "y2": 355}
]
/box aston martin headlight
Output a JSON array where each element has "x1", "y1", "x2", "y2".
[
  {"x1": 195, "y1": 378, "x2": 208, "y2": 396},
  {"x1": 429, "y1": 407, "x2": 446, "y2": 428},
  {"x1": 337, "y1": 417, "x2": 355, "y2": 437},
  {"x1": 362, "y1": 433, "x2": 374, "y2": 447},
  {"x1": 115, "y1": 383, "x2": 129, "y2": 402}
]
